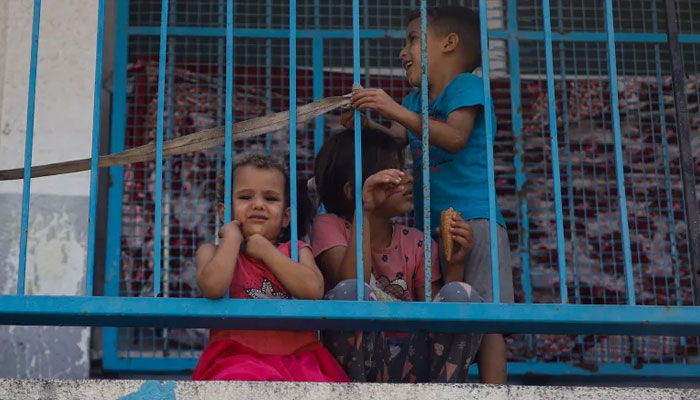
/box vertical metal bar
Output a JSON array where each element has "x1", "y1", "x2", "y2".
[
  {"x1": 557, "y1": 1, "x2": 577, "y2": 305},
  {"x1": 652, "y1": 1, "x2": 681, "y2": 306},
  {"x1": 352, "y1": 0, "x2": 363, "y2": 299},
  {"x1": 509, "y1": 0, "x2": 535, "y2": 359},
  {"x1": 215, "y1": 1, "x2": 225, "y2": 240},
  {"x1": 102, "y1": 0, "x2": 129, "y2": 371},
  {"x1": 265, "y1": 0, "x2": 273, "y2": 154},
  {"x1": 507, "y1": 0, "x2": 531, "y2": 305},
  {"x1": 17, "y1": 0, "x2": 42, "y2": 296},
  {"x1": 604, "y1": 0, "x2": 635, "y2": 305},
  {"x1": 557, "y1": 0, "x2": 585, "y2": 362},
  {"x1": 312, "y1": 37, "x2": 324, "y2": 155},
  {"x1": 362, "y1": 0, "x2": 371, "y2": 90},
  {"x1": 162, "y1": 0, "x2": 177, "y2": 348},
  {"x1": 86, "y1": 0, "x2": 106, "y2": 296},
  {"x1": 290, "y1": 0, "x2": 299, "y2": 262},
  {"x1": 665, "y1": 0, "x2": 700, "y2": 305},
  {"x1": 478, "y1": 0, "x2": 500, "y2": 303},
  {"x1": 312, "y1": 0, "x2": 323, "y2": 155},
  {"x1": 153, "y1": 0, "x2": 170, "y2": 297},
  {"x1": 420, "y1": 0, "x2": 431, "y2": 302},
  {"x1": 224, "y1": 0, "x2": 233, "y2": 224},
  {"x1": 542, "y1": 0, "x2": 568, "y2": 304}
]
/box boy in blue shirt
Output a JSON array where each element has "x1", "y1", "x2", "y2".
[{"x1": 341, "y1": 6, "x2": 512, "y2": 383}]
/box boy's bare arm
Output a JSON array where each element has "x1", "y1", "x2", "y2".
[
  {"x1": 339, "y1": 110, "x2": 408, "y2": 145},
  {"x1": 196, "y1": 222, "x2": 243, "y2": 299},
  {"x1": 351, "y1": 88, "x2": 478, "y2": 154}
]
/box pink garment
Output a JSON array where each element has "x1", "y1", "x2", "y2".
[
  {"x1": 193, "y1": 339, "x2": 349, "y2": 382},
  {"x1": 194, "y1": 240, "x2": 349, "y2": 382},
  {"x1": 311, "y1": 214, "x2": 441, "y2": 300}
]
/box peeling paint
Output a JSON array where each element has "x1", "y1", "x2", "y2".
[
  {"x1": 0, "y1": 194, "x2": 90, "y2": 378},
  {"x1": 117, "y1": 381, "x2": 176, "y2": 400},
  {"x1": 1, "y1": 194, "x2": 88, "y2": 296}
]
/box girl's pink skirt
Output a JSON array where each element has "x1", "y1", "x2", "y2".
[{"x1": 192, "y1": 338, "x2": 349, "y2": 382}]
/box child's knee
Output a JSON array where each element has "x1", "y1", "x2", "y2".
[
  {"x1": 435, "y1": 282, "x2": 483, "y2": 303},
  {"x1": 324, "y1": 279, "x2": 375, "y2": 301}
]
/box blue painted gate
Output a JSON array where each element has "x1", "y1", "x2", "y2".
[{"x1": 1, "y1": 0, "x2": 700, "y2": 381}]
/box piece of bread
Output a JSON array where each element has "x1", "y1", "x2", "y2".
[{"x1": 441, "y1": 207, "x2": 461, "y2": 262}]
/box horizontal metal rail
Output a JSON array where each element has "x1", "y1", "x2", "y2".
[
  {"x1": 125, "y1": 26, "x2": 700, "y2": 43},
  {"x1": 1, "y1": 296, "x2": 699, "y2": 336}
]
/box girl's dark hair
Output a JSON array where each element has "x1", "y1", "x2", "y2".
[
  {"x1": 216, "y1": 152, "x2": 315, "y2": 240},
  {"x1": 314, "y1": 129, "x2": 405, "y2": 219}
]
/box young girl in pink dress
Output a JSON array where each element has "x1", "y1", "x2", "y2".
[
  {"x1": 192, "y1": 153, "x2": 348, "y2": 382},
  {"x1": 311, "y1": 130, "x2": 501, "y2": 383}
]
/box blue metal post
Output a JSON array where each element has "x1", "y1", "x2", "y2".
[
  {"x1": 312, "y1": 0, "x2": 323, "y2": 155},
  {"x1": 17, "y1": 0, "x2": 42, "y2": 296},
  {"x1": 352, "y1": 0, "x2": 363, "y2": 299},
  {"x1": 558, "y1": 0, "x2": 586, "y2": 360},
  {"x1": 290, "y1": 0, "x2": 299, "y2": 261},
  {"x1": 363, "y1": 0, "x2": 371, "y2": 90},
  {"x1": 161, "y1": 0, "x2": 177, "y2": 351},
  {"x1": 604, "y1": 0, "x2": 636, "y2": 305},
  {"x1": 508, "y1": 0, "x2": 531, "y2": 304},
  {"x1": 122, "y1": 25, "x2": 700, "y2": 44},
  {"x1": 102, "y1": 0, "x2": 129, "y2": 371},
  {"x1": 508, "y1": 0, "x2": 535, "y2": 357},
  {"x1": 265, "y1": 0, "x2": 273, "y2": 154},
  {"x1": 542, "y1": 0, "x2": 568, "y2": 303},
  {"x1": 85, "y1": 0, "x2": 106, "y2": 296},
  {"x1": 420, "y1": 0, "x2": 431, "y2": 301},
  {"x1": 312, "y1": 37, "x2": 324, "y2": 155},
  {"x1": 478, "y1": 0, "x2": 500, "y2": 302},
  {"x1": 556, "y1": 0, "x2": 577, "y2": 303},
  {"x1": 153, "y1": 0, "x2": 170, "y2": 297},
  {"x1": 224, "y1": 0, "x2": 233, "y2": 224},
  {"x1": 652, "y1": 0, "x2": 681, "y2": 306},
  {"x1": 311, "y1": 0, "x2": 326, "y2": 155},
  {"x1": 665, "y1": 0, "x2": 700, "y2": 306}
]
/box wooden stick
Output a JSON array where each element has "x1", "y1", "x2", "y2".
[{"x1": 0, "y1": 94, "x2": 351, "y2": 181}]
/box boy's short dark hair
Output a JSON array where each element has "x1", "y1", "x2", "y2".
[
  {"x1": 406, "y1": 6, "x2": 481, "y2": 72},
  {"x1": 314, "y1": 129, "x2": 405, "y2": 219}
]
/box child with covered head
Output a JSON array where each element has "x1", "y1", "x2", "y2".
[
  {"x1": 192, "y1": 153, "x2": 347, "y2": 382},
  {"x1": 341, "y1": 6, "x2": 512, "y2": 383},
  {"x1": 311, "y1": 129, "x2": 502, "y2": 383}
]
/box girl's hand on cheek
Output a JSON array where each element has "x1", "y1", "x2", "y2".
[
  {"x1": 244, "y1": 233, "x2": 274, "y2": 261},
  {"x1": 219, "y1": 220, "x2": 243, "y2": 244}
]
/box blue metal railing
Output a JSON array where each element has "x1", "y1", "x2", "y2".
[
  {"x1": 16, "y1": 0, "x2": 42, "y2": 296},
  {"x1": 2, "y1": 0, "x2": 700, "y2": 380}
]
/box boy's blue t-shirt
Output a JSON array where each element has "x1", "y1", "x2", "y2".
[{"x1": 402, "y1": 72, "x2": 506, "y2": 234}]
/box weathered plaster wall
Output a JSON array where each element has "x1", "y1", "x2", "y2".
[
  {"x1": 1, "y1": 379, "x2": 700, "y2": 400},
  {"x1": 0, "y1": 0, "x2": 99, "y2": 379}
]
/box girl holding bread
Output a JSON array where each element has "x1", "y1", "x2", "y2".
[{"x1": 310, "y1": 129, "x2": 503, "y2": 383}]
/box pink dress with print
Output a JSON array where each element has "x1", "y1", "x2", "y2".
[
  {"x1": 311, "y1": 214, "x2": 441, "y2": 300},
  {"x1": 192, "y1": 241, "x2": 349, "y2": 382}
]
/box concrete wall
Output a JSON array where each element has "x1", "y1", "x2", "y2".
[
  {"x1": 0, "y1": 0, "x2": 99, "y2": 379},
  {"x1": 1, "y1": 380, "x2": 699, "y2": 400}
]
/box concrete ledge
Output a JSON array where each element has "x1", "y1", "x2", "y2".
[{"x1": 1, "y1": 379, "x2": 698, "y2": 400}]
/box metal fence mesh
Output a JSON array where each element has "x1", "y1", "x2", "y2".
[{"x1": 107, "y1": 0, "x2": 699, "y2": 372}]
